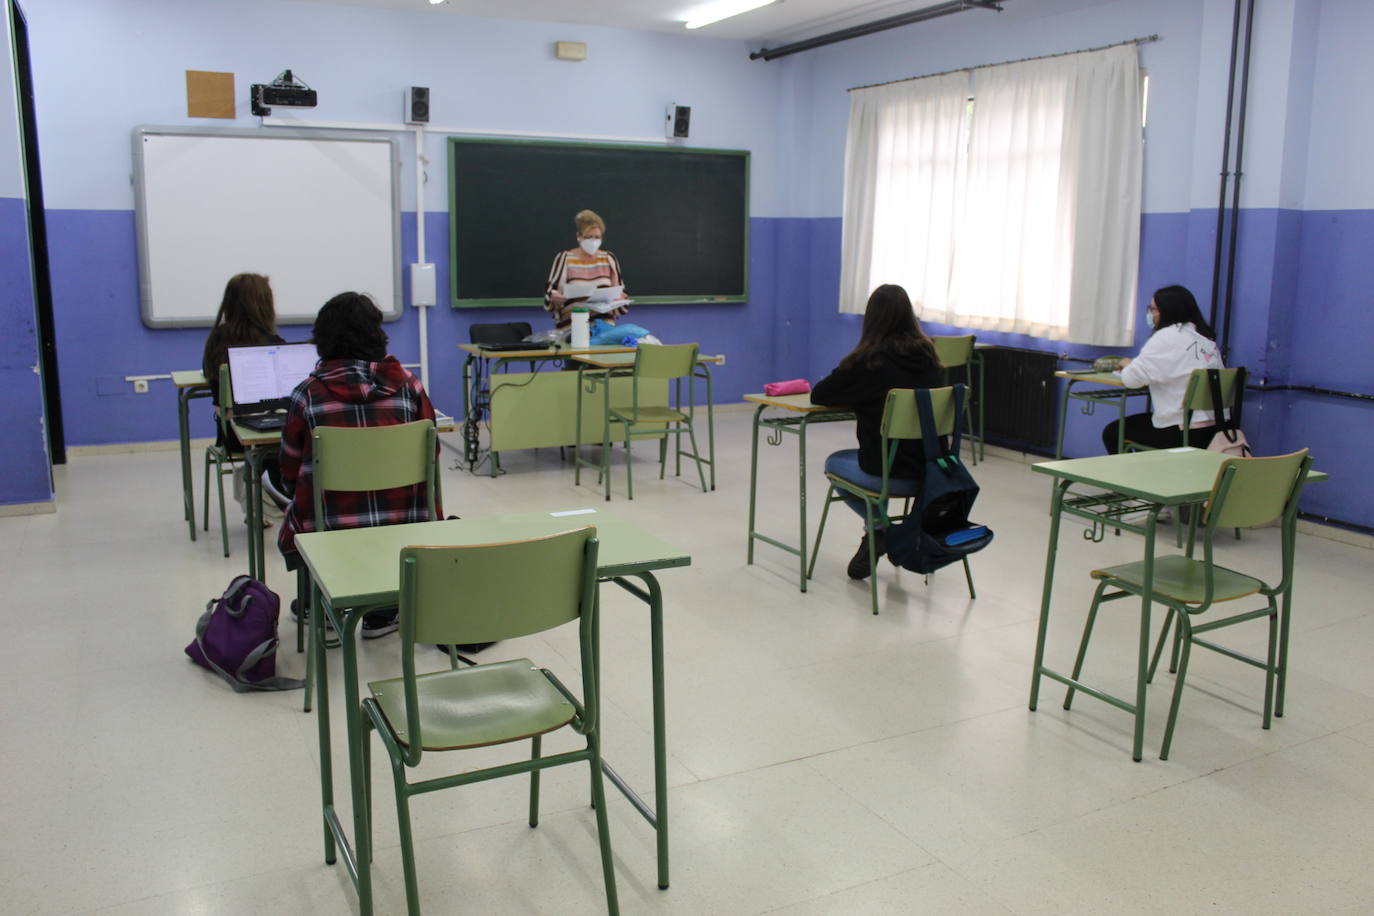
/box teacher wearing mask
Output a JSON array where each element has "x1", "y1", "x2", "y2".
[{"x1": 543, "y1": 209, "x2": 630, "y2": 331}]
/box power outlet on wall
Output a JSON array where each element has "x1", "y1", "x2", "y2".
[{"x1": 133, "y1": 379, "x2": 149, "y2": 394}]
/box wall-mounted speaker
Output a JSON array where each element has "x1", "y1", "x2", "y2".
[
  {"x1": 666, "y1": 103, "x2": 690, "y2": 140},
  {"x1": 406, "y1": 86, "x2": 430, "y2": 124}
]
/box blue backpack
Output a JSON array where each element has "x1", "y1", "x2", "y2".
[{"x1": 884, "y1": 386, "x2": 994, "y2": 574}]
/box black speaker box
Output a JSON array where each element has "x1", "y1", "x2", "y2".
[
  {"x1": 670, "y1": 104, "x2": 690, "y2": 139},
  {"x1": 407, "y1": 86, "x2": 430, "y2": 124}
]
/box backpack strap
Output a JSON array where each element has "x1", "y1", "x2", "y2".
[
  {"x1": 914, "y1": 385, "x2": 965, "y2": 472},
  {"x1": 1207, "y1": 368, "x2": 1245, "y2": 444}
]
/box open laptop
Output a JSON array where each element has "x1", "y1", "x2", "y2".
[{"x1": 226, "y1": 343, "x2": 318, "y2": 432}]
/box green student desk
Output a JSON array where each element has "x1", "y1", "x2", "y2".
[
  {"x1": 1053, "y1": 369, "x2": 1149, "y2": 458},
  {"x1": 173, "y1": 370, "x2": 213, "y2": 541},
  {"x1": 572, "y1": 350, "x2": 724, "y2": 494},
  {"x1": 1028, "y1": 448, "x2": 1327, "y2": 761},
  {"x1": 743, "y1": 393, "x2": 856, "y2": 593},
  {"x1": 458, "y1": 343, "x2": 636, "y2": 475},
  {"x1": 295, "y1": 510, "x2": 690, "y2": 913}
]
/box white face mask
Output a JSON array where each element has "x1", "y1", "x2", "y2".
[
  {"x1": 579, "y1": 237, "x2": 602, "y2": 255},
  {"x1": 1147, "y1": 313, "x2": 1157, "y2": 330}
]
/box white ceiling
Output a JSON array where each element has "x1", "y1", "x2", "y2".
[{"x1": 309, "y1": 0, "x2": 1005, "y2": 47}]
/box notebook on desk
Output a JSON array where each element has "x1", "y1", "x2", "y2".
[{"x1": 227, "y1": 343, "x2": 317, "y2": 429}]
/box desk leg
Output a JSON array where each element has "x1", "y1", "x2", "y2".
[
  {"x1": 462, "y1": 354, "x2": 478, "y2": 471},
  {"x1": 574, "y1": 366, "x2": 586, "y2": 487},
  {"x1": 797, "y1": 414, "x2": 810, "y2": 594},
  {"x1": 1054, "y1": 380, "x2": 1075, "y2": 460},
  {"x1": 179, "y1": 389, "x2": 196, "y2": 540},
  {"x1": 976, "y1": 353, "x2": 986, "y2": 463},
  {"x1": 746, "y1": 406, "x2": 764, "y2": 564},
  {"x1": 704, "y1": 366, "x2": 716, "y2": 491},
  {"x1": 1133, "y1": 511, "x2": 1159, "y2": 762},
  {"x1": 312, "y1": 582, "x2": 337, "y2": 865},
  {"x1": 645, "y1": 571, "x2": 669, "y2": 889},
  {"x1": 1030, "y1": 479, "x2": 1070, "y2": 711},
  {"x1": 245, "y1": 448, "x2": 263, "y2": 582},
  {"x1": 340, "y1": 611, "x2": 373, "y2": 915}
]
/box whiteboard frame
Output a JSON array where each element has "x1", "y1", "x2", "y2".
[{"x1": 133, "y1": 125, "x2": 402, "y2": 328}]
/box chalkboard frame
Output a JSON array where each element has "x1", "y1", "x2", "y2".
[{"x1": 447, "y1": 137, "x2": 750, "y2": 309}]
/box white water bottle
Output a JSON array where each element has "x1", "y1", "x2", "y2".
[{"x1": 570, "y1": 307, "x2": 590, "y2": 349}]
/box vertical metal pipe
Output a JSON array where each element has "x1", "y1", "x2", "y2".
[
  {"x1": 1220, "y1": 0, "x2": 1256, "y2": 360},
  {"x1": 1209, "y1": 0, "x2": 1245, "y2": 335}
]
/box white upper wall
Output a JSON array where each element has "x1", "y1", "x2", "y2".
[
  {"x1": 23, "y1": 0, "x2": 787, "y2": 214},
  {"x1": 19, "y1": 0, "x2": 1371, "y2": 219},
  {"x1": 1303, "y1": 0, "x2": 1374, "y2": 210}
]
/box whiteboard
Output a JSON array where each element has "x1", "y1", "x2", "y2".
[{"x1": 134, "y1": 127, "x2": 401, "y2": 328}]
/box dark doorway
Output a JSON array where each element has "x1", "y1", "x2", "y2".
[{"x1": 12, "y1": 0, "x2": 65, "y2": 464}]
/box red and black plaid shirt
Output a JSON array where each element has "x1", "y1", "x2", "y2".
[{"x1": 277, "y1": 356, "x2": 442, "y2": 561}]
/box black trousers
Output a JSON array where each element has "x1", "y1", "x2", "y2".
[{"x1": 1102, "y1": 413, "x2": 1220, "y2": 454}]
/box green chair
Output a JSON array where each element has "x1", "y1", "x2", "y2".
[
  {"x1": 360, "y1": 528, "x2": 619, "y2": 916},
  {"x1": 202, "y1": 364, "x2": 240, "y2": 558},
  {"x1": 1063, "y1": 449, "x2": 1313, "y2": 760},
  {"x1": 930, "y1": 334, "x2": 980, "y2": 464},
  {"x1": 583, "y1": 343, "x2": 707, "y2": 501},
  {"x1": 808, "y1": 386, "x2": 973, "y2": 615},
  {"x1": 301, "y1": 420, "x2": 440, "y2": 710},
  {"x1": 1126, "y1": 366, "x2": 1248, "y2": 545}
]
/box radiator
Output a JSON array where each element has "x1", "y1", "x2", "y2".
[{"x1": 977, "y1": 346, "x2": 1059, "y2": 450}]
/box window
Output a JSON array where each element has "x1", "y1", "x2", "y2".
[{"x1": 840, "y1": 45, "x2": 1143, "y2": 347}]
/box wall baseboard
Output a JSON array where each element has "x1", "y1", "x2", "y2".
[
  {"x1": 68, "y1": 438, "x2": 213, "y2": 456},
  {"x1": 0, "y1": 500, "x2": 57, "y2": 517}
]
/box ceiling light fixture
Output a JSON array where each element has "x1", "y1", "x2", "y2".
[{"x1": 683, "y1": 0, "x2": 781, "y2": 30}]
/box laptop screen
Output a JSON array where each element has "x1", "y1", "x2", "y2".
[{"x1": 227, "y1": 343, "x2": 318, "y2": 409}]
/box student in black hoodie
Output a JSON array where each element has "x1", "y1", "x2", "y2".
[{"x1": 811, "y1": 284, "x2": 944, "y2": 579}]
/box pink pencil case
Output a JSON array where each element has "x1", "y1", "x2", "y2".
[{"x1": 764, "y1": 379, "x2": 811, "y2": 397}]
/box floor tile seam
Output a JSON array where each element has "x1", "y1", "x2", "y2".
[
  {"x1": 800, "y1": 754, "x2": 945, "y2": 866},
  {"x1": 753, "y1": 863, "x2": 962, "y2": 916},
  {"x1": 69, "y1": 848, "x2": 342, "y2": 915}
]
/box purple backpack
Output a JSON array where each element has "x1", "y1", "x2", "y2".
[{"x1": 186, "y1": 576, "x2": 304, "y2": 692}]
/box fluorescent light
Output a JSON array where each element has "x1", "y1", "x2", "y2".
[{"x1": 684, "y1": 0, "x2": 779, "y2": 30}]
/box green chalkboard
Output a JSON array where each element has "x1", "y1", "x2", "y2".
[{"x1": 448, "y1": 138, "x2": 749, "y2": 308}]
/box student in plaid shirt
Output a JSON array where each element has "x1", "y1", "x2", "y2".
[{"x1": 277, "y1": 292, "x2": 442, "y2": 636}]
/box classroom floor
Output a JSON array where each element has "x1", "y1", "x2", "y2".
[{"x1": 4, "y1": 408, "x2": 1374, "y2": 915}]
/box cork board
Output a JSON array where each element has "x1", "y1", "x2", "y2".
[{"x1": 186, "y1": 71, "x2": 235, "y2": 119}]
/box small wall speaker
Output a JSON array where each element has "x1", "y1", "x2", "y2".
[
  {"x1": 667, "y1": 104, "x2": 690, "y2": 140},
  {"x1": 406, "y1": 86, "x2": 430, "y2": 124}
]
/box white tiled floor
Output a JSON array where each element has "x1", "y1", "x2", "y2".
[{"x1": 4, "y1": 408, "x2": 1373, "y2": 915}]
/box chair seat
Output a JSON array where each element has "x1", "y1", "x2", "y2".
[
  {"x1": 608, "y1": 405, "x2": 689, "y2": 424},
  {"x1": 369, "y1": 658, "x2": 575, "y2": 751},
  {"x1": 1091, "y1": 555, "x2": 1264, "y2": 604},
  {"x1": 823, "y1": 471, "x2": 921, "y2": 499}
]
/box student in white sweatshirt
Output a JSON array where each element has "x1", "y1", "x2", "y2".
[{"x1": 1102, "y1": 285, "x2": 1226, "y2": 453}]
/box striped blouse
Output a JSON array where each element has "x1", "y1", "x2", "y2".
[{"x1": 543, "y1": 249, "x2": 630, "y2": 328}]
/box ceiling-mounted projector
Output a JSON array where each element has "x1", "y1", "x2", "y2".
[{"x1": 251, "y1": 70, "x2": 317, "y2": 116}]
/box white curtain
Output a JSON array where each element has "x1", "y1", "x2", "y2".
[
  {"x1": 839, "y1": 72, "x2": 970, "y2": 315},
  {"x1": 840, "y1": 44, "x2": 1142, "y2": 345}
]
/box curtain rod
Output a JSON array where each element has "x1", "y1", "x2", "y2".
[{"x1": 848, "y1": 33, "x2": 1160, "y2": 92}]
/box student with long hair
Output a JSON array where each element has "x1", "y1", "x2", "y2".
[
  {"x1": 202, "y1": 273, "x2": 290, "y2": 510},
  {"x1": 811, "y1": 284, "x2": 944, "y2": 579},
  {"x1": 202, "y1": 273, "x2": 284, "y2": 451},
  {"x1": 1102, "y1": 284, "x2": 1226, "y2": 453}
]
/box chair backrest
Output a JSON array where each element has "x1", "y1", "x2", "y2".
[
  {"x1": 1205, "y1": 449, "x2": 1311, "y2": 530},
  {"x1": 1183, "y1": 366, "x2": 1243, "y2": 413},
  {"x1": 311, "y1": 421, "x2": 438, "y2": 531},
  {"x1": 930, "y1": 335, "x2": 975, "y2": 370},
  {"x1": 634, "y1": 342, "x2": 699, "y2": 380},
  {"x1": 395, "y1": 529, "x2": 600, "y2": 764},
  {"x1": 880, "y1": 387, "x2": 957, "y2": 442},
  {"x1": 469, "y1": 321, "x2": 533, "y2": 346},
  {"x1": 217, "y1": 363, "x2": 236, "y2": 442}
]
